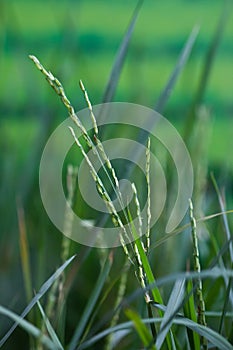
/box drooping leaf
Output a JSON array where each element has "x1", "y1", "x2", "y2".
[{"x1": 0, "y1": 255, "x2": 76, "y2": 347}]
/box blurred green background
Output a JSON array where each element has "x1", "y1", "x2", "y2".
[{"x1": 0, "y1": 0, "x2": 232, "y2": 348}]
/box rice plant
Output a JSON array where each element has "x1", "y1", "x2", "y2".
[{"x1": 0, "y1": 1, "x2": 232, "y2": 349}]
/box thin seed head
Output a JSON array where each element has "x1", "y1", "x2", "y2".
[
  {"x1": 29, "y1": 55, "x2": 94, "y2": 149},
  {"x1": 131, "y1": 183, "x2": 143, "y2": 239},
  {"x1": 189, "y1": 199, "x2": 207, "y2": 328},
  {"x1": 79, "y1": 79, "x2": 98, "y2": 135},
  {"x1": 145, "y1": 137, "x2": 151, "y2": 252}
]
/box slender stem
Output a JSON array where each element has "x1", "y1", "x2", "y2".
[{"x1": 189, "y1": 199, "x2": 207, "y2": 349}]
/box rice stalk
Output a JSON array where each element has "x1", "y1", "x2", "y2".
[
  {"x1": 145, "y1": 137, "x2": 151, "y2": 253},
  {"x1": 61, "y1": 164, "x2": 78, "y2": 263},
  {"x1": 30, "y1": 56, "x2": 171, "y2": 346},
  {"x1": 29, "y1": 55, "x2": 93, "y2": 149},
  {"x1": 79, "y1": 79, "x2": 98, "y2": 136},
  {"x1": 79, "y1": 79, "x2": 131, "y2": 233},
  {"x1": 189, "y1": 199, "x2": 207, "y2": 349},
  {"x1": 68, "y1": 126, "x2": 134, "y2": 264},
  {"x1": 30, "y1": 55, "x2": 134, "y2": 255}
]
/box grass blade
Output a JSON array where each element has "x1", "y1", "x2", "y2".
[
  {"x1": 17, "y1": 200, "x2": 35, "y2": 349},
  {"x1": 149, "y1": 209, "x2": 233, "y2": 251},
  {"x1": 78, "y1": 321, "x2": 140, "y2": 350},
  {"x1": 175, "y1": 317, "x2": 232, "y2": 350},
  {"x1": 0, "y1": 255, "x2": 76, "y2": 347},
  {"x1": 17, "y1": 200, "x2": 33, "y2": 303},
  {"x1": 125, "y1": 308, "x2": 156, "y2": 350},
  {"x1": 155, "y1": 25, "x2": 199, "y2": 112},
  {"x1": 149, "y1": 301, "x2": 233, "y2": 350},
  {"x1": 218, "y1": 275, "x2": 233, "y2": 335},
  {"x1": 183, "y1": 279, "x2": 200, "y2": 350},
  {"x1": 37, "y1": 300, "x2": 64, "y2": 350},
  {"x1": 102, "y1": 0, "x2": 144, "y2": 104},
  {"x1": 184, "y1": 1, "x2": 229, "y2": 140},
  {"x1": 108, "y1": 25, "x2": 199, "y2": 198},
  {"x1": 68, "y1": 252, "x2": 113, "y2": 350},
  {"x1": 0, "y1": 305, "x2": 58, "y2": 350},
  {"x1": 156, "y1": 279, "x2": 185, "y2": 349},
  {"x1": 79, "y1": 313, "x2": 233, "y2": 350},
  {"x1": 207, "y1": 173, "x2": 233, "y2": 335},
  {"x1": 75, "y1": 261, "x2": 126, "y2": 345},
  {"x1": 211, "y1": 173, "x2": 233, "y2": 264}
]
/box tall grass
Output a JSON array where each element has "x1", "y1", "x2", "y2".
[{"x1": 0, "y1": 1, "x2": 233, "y2": 349}]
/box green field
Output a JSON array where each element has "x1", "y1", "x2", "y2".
[{"x1": 1, "y1": 0, "x2": 232, "y2": 113}]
